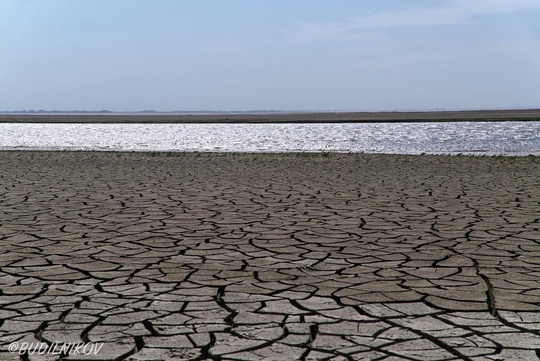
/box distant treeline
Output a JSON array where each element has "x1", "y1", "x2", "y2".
[
  {"x1": 1, "y1": 110, "x2": 284, "y2": 114},
  {"x1": 3, "y1": 110, "x2": 115, "y2": 114}
]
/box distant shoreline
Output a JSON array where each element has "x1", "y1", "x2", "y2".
[{"x1": 1, "y1": 109, "x2": 540, "y2": 123}]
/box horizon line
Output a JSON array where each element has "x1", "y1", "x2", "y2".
[{"x1": 2, "y1": 107, "x2": 540, "y2": 114}]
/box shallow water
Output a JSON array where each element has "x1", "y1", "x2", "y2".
[{"x1": 1, "y1": 122, "x2": 539, "y2": 155}]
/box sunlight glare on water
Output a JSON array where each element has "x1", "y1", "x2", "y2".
[{"x1": 0, "y1": 122, "x2": 539, "y2": 155}]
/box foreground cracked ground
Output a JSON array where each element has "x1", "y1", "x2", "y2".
[{"x1": 1, "y1": 152, "x2": 540, "y2": 361}]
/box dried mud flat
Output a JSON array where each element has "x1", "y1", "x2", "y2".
[{"x1": 1, "y1": 152, "x2": 540, "y2": 360}]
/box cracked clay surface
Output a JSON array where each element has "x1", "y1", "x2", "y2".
[{"x1": 1, "y1": 152, "x2": 540, "y2": 360}]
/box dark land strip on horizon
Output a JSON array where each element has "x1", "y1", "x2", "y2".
[{"x1": 1, "y1": 109, "x2": 540, "y2": 123}]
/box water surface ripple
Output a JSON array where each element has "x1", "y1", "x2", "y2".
[{"x1": 1, "y1": 122, "x2": 539, "y2": 155}]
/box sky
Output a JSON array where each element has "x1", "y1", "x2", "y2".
[{"x1": 1, "y1": 0, "x2": 540, "y2": 112}]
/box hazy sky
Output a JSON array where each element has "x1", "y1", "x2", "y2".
[{"x1": 1, "y1": 0, "x2": 540, "y2": 111}]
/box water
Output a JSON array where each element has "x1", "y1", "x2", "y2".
[{"x1": 1, "y1": 122, "x2": 539, "y2": 155}]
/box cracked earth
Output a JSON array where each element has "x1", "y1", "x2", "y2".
[{"x1": 1, "y1": 152, "x2": 540, "y2": 361}]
